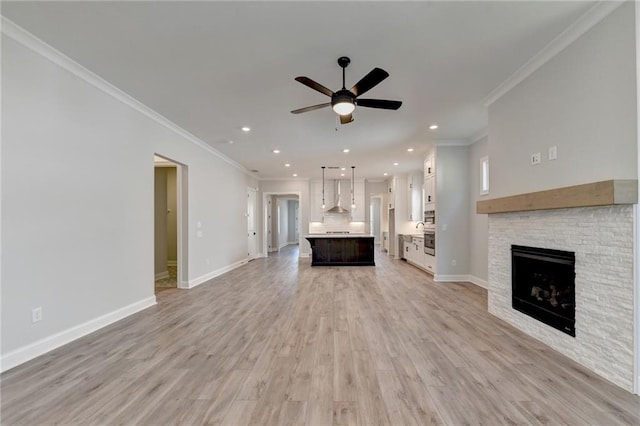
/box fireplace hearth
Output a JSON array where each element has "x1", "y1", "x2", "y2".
[{"x1": 511, "y1": 245, "x2": 575, "y2": 336}]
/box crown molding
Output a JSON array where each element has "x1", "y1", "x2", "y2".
[
  {"x1": 435, "y1": 139, "x2": 472, "y2": 147},
  {"x1": 483, "y1": 1, "x2": 624, "y2": 107},
  {"x1": 469, "y1": 127, "x2": 488, "y2": 145},
  {"x1": 1, "y1": 17, "x2": 254, "y2": 177}
]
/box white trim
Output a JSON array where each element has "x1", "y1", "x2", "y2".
[
  {"x1": 468, "y1": 275, "x2": 488, "y2": 289},
  {"x1": 483, "y1": 1, "x2": 624, "y2": 107},
  {"x1": 435, "y1": 139, "x2": 473, "y2": 147},
  {"x1": 154, "y1": 271, "x2": 169, "y2": 280},
  {"x1": 167, "y1": 260, "x2": 177, "y2": 267},
  {"x1": 633, "y1": 204, "x2": 639, "y2": 395},
  {"x1": 434, "y1": 274, "x2": 474, "y2": 283},
  {"x1": 299, "y1": 253, "x2": 310, "y2": 258},
  {"x1": 635, "y1": 0, "x2": 640, "y2": 396},
  {"x1": 470, "y1": 128, "x2": 488, "y2": 145},
  {"x1": 187, "y1": 258, "x2": 249, "y2": 289},
  {"x1": 0, "y1": 296, "x2": 157, "y2": 373},
  {"x1": 1, "y1": 17, "x2": 252, "y2": 177},
  {"x1": 259, "y1": 177, "x2": 311, "y2": 182}
]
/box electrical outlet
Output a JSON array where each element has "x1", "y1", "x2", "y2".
[
  {"x1": 451, "y1": 259, "x2": 457, "y2": 266},
  {"x1": 549, "y1": 146, "x2": 557, "y2": 160},
  {"x1": 32, "y1": 307, "x2": 42, "y2": 323},
  {"x1": 197, "y1": 230, "x2": 203, "y2": 238},
  {"x1": 531, "y1": 152, "x2": 541, "y2": 165}
]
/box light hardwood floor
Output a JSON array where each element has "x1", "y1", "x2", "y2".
[{"x1": 2, "y1": 245, "x2": 640, "y2": 425}]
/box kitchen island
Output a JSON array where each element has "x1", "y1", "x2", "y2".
[{"x1": 305, "y1": 234, "x2": 375, "y2": 266}]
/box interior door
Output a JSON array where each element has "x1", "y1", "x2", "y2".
[{"x1": 247, "y1": 188, "x2": 257, "y2": 259}]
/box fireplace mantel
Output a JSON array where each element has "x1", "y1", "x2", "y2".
[{"x1": 477, "y1": 180, "x2": 637, "y2": 214}]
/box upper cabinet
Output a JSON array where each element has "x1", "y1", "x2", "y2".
[
  {"x1": 387, "y1": 178, "x2": 396, "y2": 209},
  {"x1": 407, "y1": 172, "x2": 423, "y2": 221},
  {"x1": 424, "y1": 153, "x2": 436, "y2": 212}
]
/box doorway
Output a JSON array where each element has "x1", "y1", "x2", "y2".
[
  {"x1": 154, "y1": 155, "x2": 187, "y2": 292},
  {"x1": 262, "y1": 192, "x2": 301, "y2": 256},
  {"x1": 370, "y1": 195, "x2": 383, "y2": 245}
]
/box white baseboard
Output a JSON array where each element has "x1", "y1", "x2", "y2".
[
  {"x1": 434, "y1": 274, "x2": 472, "y2": 283},
  {"x1": 433, "y1": 274, "x2": 488, "y2": 289},
  {"x1": 187, "y1": 258, "x2": 248, "y2": 288},
  {"x1": 167, "y1": 260, "x2": 177, "y2": 267},
  {"x1": 468, "y1": 275, "x2": 488, "y2": 289},
  {"x1": 155, "y1": 270, "x2": 169, "y2": 280},
  {"x1": 0, "y1": 296, "x2": 157, "y2": 373},
  {"x1": 299, "y1": 252, "x2": 310, "y2": 258}
]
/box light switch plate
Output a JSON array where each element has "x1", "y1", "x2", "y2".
[{"x1": 549, "y1": 146, "x2": 557, "y2": 160}]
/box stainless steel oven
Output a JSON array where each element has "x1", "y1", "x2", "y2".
[
  {"x1": 424, "y1": 230, "x2": 435, "y2": 256},
  {"x1": 424, "y1": 210, "x2": 435, "y2": 226}
]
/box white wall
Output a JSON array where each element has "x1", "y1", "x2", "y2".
[
  {"x1": 1, "y1": 32, "x2": 257, "y2": 366},
  {"x1": 166, "y1": 167, "x2": 177, "y2": 262},
  {"x1": 469, "y1": 137, "x2": 489, "y2": 283},
  {"x1": 435, "y1": 145, "x2": 470, "y2": 278},
  {"x1": 488, "y1": 3, "x2": 637, "y2": 198}
]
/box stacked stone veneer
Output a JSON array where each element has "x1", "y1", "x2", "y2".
[{"x1": 488, "y1": 205, "x2": 634, "y2": 391}]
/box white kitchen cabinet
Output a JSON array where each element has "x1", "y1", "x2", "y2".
[
  {"x1": 424, "y1": 175, "x2": 435, "y2": 211},
  {"x1": 407, "y1": 172, "x2": 423, "y2": 221},
  {"x1": 424, "y1": 155, "x2": 435, "y2": 177},
  {"x1": 424, "y1": 253, "x2": 436, "y2": 275},
  {"x1": 407, "y1": 237, "x2": 424, "y2": 268},
  {"x1": 387, "y1": 178, "x2": 395, "y2": 209}
]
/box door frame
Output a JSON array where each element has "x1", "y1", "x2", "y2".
[
  {"x1": 247, "y1": 186, "x2": 258, "y2": 260},
  {"x1": 262, "y1": 192, "x2": 301, "y2": 257},
  {"x1": 154, "y1": 154, "x2": 188, "y2": 289}
]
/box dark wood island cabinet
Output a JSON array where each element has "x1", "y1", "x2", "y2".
[{"x1": 305, "y1": 235, "x2": 375, "y2": 266}]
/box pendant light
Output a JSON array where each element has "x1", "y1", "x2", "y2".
[
  {"x1": 321, "y1": 166, "x2": 326, "y2": 210},
  {"x1": 351, "y1": 166, "x2": 356, "y2": 210}
]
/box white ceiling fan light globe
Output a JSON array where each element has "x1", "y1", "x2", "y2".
[{"x1": 332, "y1": 101, "x2": 355, "y2": 115}]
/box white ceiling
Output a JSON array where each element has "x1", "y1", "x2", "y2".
[{"x1": 2, "y1": 1, "x2": 596, "y2": 180}]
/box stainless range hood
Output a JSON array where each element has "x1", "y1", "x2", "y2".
[{"x1": 326, "y1": 180, "x2": 350, "y2": 214}]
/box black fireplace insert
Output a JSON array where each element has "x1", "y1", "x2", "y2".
[{"x1": 511, "y1": 245, "x2": 575, "y2": 336}]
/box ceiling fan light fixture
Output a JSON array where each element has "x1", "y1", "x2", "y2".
[{"x1": 332, "y1": 100, "x2": 355, "y2": 116}]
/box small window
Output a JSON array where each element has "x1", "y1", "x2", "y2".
[{"x1": 480, "y1": 156, "x2": 489, "y2": 195}]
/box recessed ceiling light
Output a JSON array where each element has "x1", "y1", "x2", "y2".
[
  {"x1": 383, "y1": 172, "x2": 388, "y2": 176},
  {"x1": 429, "y1": 124, "x2": 438, "y2": 130},
  {"x1": 341, "y1": 173, "x2": 345, "y2": 177},
  {"x1": 343, "y1": 149, "x2": 350, "y2": 153},
  {"x1": 285, "y1": 163, "x2": 291, "y2": 167},
  {"x1": 241, "y1": 126, "x2": 251, "y2": 132},
  {"x1": 407, "y1": 148, "x2": 414, "y2": 152},
  {"x1": 393, "y1": 162, "x2": 399, "y2": 166},
  {"x1": 273, "y1": 149, "x2": 280, "y2": 154},
  {"x1": 228, "y1": 140, "x2": 234, "y2": 144},
  {"x1": 341, "y1": 167, "x2": 346, "y2": 171},
  {"x1": 293, "y1": 173, "x2": 298, "y2": 177}
]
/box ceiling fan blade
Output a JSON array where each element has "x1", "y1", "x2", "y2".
[
  {"x1": 340, "y1": 113, "x2": 354, "y2": 125},
  {"x1": 295, "y1": 76, "x2": 334, "y2": 97},
  {"x1": 357, "y1": 99, "x2": 402, "y2": 110},
  {"x1": 291, "y1": 103, "x2": 331, "y2": 114},
  {"x1": 350, "y1": 68, "x2": 389, "y2": 96}
]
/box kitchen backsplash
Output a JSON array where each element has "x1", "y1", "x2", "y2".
[{"x1": 309, "y1": 215, "x2": 366, "y2": 234}]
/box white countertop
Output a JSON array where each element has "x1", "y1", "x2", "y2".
[{"x1": 305, "y1": 234, "x2": 374, "y2": 239}]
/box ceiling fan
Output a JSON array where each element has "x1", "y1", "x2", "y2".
[{"x1": 291, "y1": 56, "x2": 402, "y2": 124}]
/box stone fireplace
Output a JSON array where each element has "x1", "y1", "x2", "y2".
[{"x1": 479, "y1": 180, "x2": 637, "y2": 392}]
